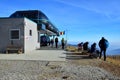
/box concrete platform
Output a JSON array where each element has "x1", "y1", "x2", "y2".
[{"x1": 0, "y1": 50, "x2": 66, "y2": 61}]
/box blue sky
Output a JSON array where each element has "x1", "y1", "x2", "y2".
[{"x1": 0, "y1": 0, "x2": 120, "y2": 49}]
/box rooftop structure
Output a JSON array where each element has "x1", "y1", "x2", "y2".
[{"x1": 9, "y1": 10, "x2": 59, "y2": 36}]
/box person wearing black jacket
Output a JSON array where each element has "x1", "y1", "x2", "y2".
[
  {"x1": 99, "y1": 37, "x2": 109, "y2": 61},
  {"x1": 55, "y1": 37, "x2": 58, "y2": 48}
]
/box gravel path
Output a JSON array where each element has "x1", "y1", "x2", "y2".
[{"x1": 0, "y1": 60, "x2": 119, "y2": 80}]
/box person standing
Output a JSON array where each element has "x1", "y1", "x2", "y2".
[
  {"x1": 55, "y1": 37, "x2": 58, "y2": 48},
  {"x1": 61, "y1": 38, "x2": 65, "y2": 49},
  {"x1": 90, "y1": 43, "x2": 96, "y2": 53},
  {"x1": 50, "y1": 39, "x2": 54, "y2": 47},
  {"x1": 78, "y1": 42, "x2": 83, "y2": 51},
  {"x1": 89, "y1": 43, "x2": 96, "y2": 57},
  {"x1": 99, "y1": 37, "x2": 109, "y2": 61},
  {"x1": 83, "y1": 42, "x2": 89, "y2": 51}
]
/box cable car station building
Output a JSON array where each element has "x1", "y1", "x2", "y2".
[{"x1": 0, "y1": 10, "x2": 59, "y2": 53}]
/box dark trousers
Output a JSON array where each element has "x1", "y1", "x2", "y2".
[
  {"x1": 55, "y1": 42, "x2": 58, "y2": 48},
  {"x1": 99, "y1": 48, "x2": 106, "y2": 61},
  {"x1": 62, "y1": 43, "x2": 64, "y2": 49}
]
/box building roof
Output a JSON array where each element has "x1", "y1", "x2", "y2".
[{"x1": 9, "y1": 10, "x2": 59, "y2": 36}]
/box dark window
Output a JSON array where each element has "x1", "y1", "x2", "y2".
[
  {"x1": 10, "y1": 30, "x2": 19, "y2": 40},
  {"x1": 30, "y1": 30, "x2": 32, "y2": 36},
  {"x1": 38, "y1": 32, "x2": 40, "y2": 42}
]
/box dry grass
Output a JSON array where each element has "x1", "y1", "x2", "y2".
[
  {"x1": 107, "y1": 56, "x2": 120, "y2": 67},
  {"x1": 66, "y1": 46, "x2": 120, "y2": 77},
  {"x1": 102, "y1": 55, "x2": 120, "y2": 77},
  {"x1": 65, "y1": 46, "x2": 78, "y2": 52},
  {"x1": 65, "y1": 46, "x2": 88, "y2": 55},
  {"x1": 68, "y1": 58, "x2": 120, "y2": 77},
  {"x1": 98, "y1": 59, "x2": 120, "y2": 77}
]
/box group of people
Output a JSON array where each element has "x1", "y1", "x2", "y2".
[
  {"x1": 51, "y1": 37, "x2": 109, "y2": 61},
  {"x1": 50, "y1": 37, "x2": 58, "y2": 48},
  {"x1": 50, "y1": 37, "x2": 65, "y2": 49},
  {"x1": 78, "y1": 37, "x2": 109, "y2": 61}
]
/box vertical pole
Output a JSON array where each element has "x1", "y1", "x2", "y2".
[
  {"x1": 53, "y1": 35, "x2": 55, "y2": 46},
  {"x1": 66, "y1": 29, "x2": 68, "y2": 47}
]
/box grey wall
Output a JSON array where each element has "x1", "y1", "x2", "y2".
[
  {"x1": 0, "y1": 18, "x2": 24, "y2": 53},
  {"x1": 0, "y1": 18, "x2": 40, "y2": 53}
]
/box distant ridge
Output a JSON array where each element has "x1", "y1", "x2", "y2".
[
  {"x1": 108, "y1": 48, "x2": 120, "y2": 55},
  {"x1": 112, "y1": 48, "x2": 120, "y2": 51}
]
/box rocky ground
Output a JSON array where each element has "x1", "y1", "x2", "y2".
[{"x1": 0, "y1": 59, "x2": 120, "y2": 80}]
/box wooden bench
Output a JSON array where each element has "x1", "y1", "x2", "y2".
[{"x1": 6, "y1": 45, "x2": 22, "y2": 54}]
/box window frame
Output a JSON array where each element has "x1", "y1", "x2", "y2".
[{"x1": 10, "y1": 29, "x2": 20, "y2": 40}]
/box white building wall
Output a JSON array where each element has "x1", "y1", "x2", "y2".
[{"x1": 24, "y1": 18, "x2": 40, "y2": 53}]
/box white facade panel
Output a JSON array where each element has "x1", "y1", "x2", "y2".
[{"x1": 24, "y1": 18, "x2": 40, "y2": 53}]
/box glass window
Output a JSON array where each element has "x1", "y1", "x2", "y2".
[{"x1": 10, "y1": 29, "x2": 20, "y2": 40}]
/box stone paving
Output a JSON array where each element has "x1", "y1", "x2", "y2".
[
  {"x1": 0, "y1": 50, "x2": 66, "y2": 61},
  {"x1": 0, "y1": 60, "x2": 119, "y2": 80}
]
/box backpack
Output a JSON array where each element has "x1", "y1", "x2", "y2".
[{"x1": 105, "y1": 40, "x2": 109, "y2": 48}]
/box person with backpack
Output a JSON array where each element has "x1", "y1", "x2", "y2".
[{"x1": 99, "y1": 37, "x2": 109, "y2": 61}]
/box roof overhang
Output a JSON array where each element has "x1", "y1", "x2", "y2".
[
  {"x1": 46, "y1": 29, "x2": 57, "y2": 36},
  {"x1": 40, "y1": 29, "x2": 57, "y2": 36}
]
